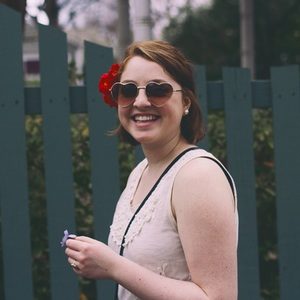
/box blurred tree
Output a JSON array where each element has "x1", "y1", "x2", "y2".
[
  {"x1": 164, "y1": 0, "x2": 300, "y2": 79},
  {"x1": 115, "y1": 0, "x2": 132, "y2": 61},
  {"x1": 164, "y1": 0, "x2": 240, "y2": 80},
  {"x1": 133, "y1": 0, "x2": 153, "y2": 41},
  {"x1": 240, "y1": 0, "x2": 255, "y2": 77}
]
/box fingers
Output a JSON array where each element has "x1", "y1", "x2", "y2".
[
  {"x1": 75, "y1": 236, "x2": 98, "y2": 244},
  {"x1": 65, "y1": 248, "x2": 84, "y2": 275},
  {"x1": 65, "y1": 247, "x2": 79, "y2": 259},
  {"x1": 65, "y1": 238, "x2": 86, "y2": 251},
  {"x1": 65, "y1": 236, "x2": 98, "y2": 249}
]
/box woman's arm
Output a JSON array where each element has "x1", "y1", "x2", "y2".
[
  {"x1": 66, "y1": 236, "x2": 209, "y2": 300},
  {"x1": 172, "y1": 157, "x2": 238, "y2": 299}
]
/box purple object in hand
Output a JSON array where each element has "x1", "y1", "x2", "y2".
[{"x1": 60, "y1": 229, "x2": 77, "y2": 247}]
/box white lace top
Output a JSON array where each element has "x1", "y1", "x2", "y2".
[{"x1": 108, "y1": 148, "x2": 238, "y2": 300}]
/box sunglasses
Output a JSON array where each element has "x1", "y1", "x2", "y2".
[{"x1": 110, "y1": 82, "x2": 183, "y2": 107}]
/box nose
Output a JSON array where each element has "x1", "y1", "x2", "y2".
[{"x1": 133, "y1": 87, "x2": 151, "y2": 107}]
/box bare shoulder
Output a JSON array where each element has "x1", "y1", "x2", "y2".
[
  {"x1": 174, "y1": 156, "x2": 234, "y2": 198},
  {"x1": 172, "y1": 156, "x2": 236, "y2": 221}
]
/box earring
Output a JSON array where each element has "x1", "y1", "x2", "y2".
[{"x1": 184, "y1": 108, "x2": 189, "y2": 115}]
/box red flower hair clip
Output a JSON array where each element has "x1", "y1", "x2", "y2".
[{"x1": 98, "y1": 63, "x2": 120, "y2": 108}]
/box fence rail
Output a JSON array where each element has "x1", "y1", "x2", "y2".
[
  {"x1": 25, "y1": 80, "x2": 272, "y2": 114},
  {"x1": 1, "y1": 3, "x2": 300, "y2": 300}
]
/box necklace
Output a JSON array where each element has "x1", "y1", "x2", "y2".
[{"x1": 144, "y1": 138, "x2": 187, "y2": 173}]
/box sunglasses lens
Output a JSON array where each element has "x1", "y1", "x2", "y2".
[
  {"x1": 110, "y1": 84, "x2": 120, "y2": 101},
  {"x1": 111, "y1": 83, "x2": 137, "y2": 107},
  {"x1": 146, "y1": 83, "x2": 173, "y2": 106},
  {"x1": 121, "y1": 83, "x2": 138, "y2": 98}
]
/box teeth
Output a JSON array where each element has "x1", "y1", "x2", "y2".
[{"x1": 134, "y1": 115, "x2": 156, "y2": 121}]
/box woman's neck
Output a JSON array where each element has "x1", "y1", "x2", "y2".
[{"x1": 141, "y1": 136, "x2": 191, "y2": 173}]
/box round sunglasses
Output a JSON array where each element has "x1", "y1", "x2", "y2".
[{"x1": 110, "y1": 81, "x2": 183, "y2": 107}]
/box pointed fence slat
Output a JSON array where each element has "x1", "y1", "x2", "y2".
[
  {"x1": 39, "y1": 24, "x2": 78, "y2": 299},
  {"x1": 223, "y1": 67, "x2": 260, "y2": 299},
  {"x1": 271, "y1": 65, "x2": 300, "y2": 300},
  {"x1": 0, "y1": 5, "x2": 34, "y2": 300},
  {"x1": 85, "y1": 42, "x2": 120, "y2": 299}
]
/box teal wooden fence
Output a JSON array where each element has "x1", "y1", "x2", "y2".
[{"x1": 0, "y1": 4, "x2": 299, "y2": 300}]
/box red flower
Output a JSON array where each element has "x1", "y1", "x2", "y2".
[{"x1": 98, "y1": 63, "x2": 120, "y2": 108}]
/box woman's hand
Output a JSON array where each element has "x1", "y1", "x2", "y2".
[{"x1": 65, "y1": 236, "x2": 119, "y2": 280}]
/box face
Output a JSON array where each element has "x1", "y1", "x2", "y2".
[{"x1": 118, "y1": 56, "x2": 188, "y2": 147}]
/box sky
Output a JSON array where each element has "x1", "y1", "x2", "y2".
[{"x1": 26, "y1": 0, "x2": 212, "y2": 38}]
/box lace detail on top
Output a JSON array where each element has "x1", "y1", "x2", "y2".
[
  {"x1": 109, "y1": 187, "x2": 161, "y2": 247},
  {"x1": 109, "y1": 159, "x2": 164, "y2": 247}
]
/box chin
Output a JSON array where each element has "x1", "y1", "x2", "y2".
[
  {"x1": 132, "y1": 136, "x2": 152, "y2": 144},
  {"x1": 130, "y1": 133, "x2": 157, "y2": 145},
  {"x1": 128, "y1": 129, "x2": 157, "y2": 144}
]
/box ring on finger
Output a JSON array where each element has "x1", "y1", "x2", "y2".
[{"x1": 70, "y1": 261, "x2": 78, "y2": 269}]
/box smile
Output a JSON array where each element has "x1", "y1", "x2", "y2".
[{"x1": 132, "y1": 114, "x2": 159, "y2": 122}]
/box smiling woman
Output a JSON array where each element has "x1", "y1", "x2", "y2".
[{"x1": 64, "y1": 40, "x2": 238, "y2": 300}]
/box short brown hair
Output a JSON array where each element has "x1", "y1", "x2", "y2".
[{"x1": 114, "y1": 40, "x2": 205, "y2": 145}]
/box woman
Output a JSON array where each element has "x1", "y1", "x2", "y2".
[{"x1": 65, "y1": 40, "x2": 238, "y2": 299}]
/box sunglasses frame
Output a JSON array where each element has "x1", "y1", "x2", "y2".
[{"x1": 110, "y1": 81, "x2": 183, "y2": 108}]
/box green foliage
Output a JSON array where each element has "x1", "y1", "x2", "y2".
[
  {"x1": 253, "y1": 109, "x2": 278, "y2": 300},
  {"x1": 206, "y1": 111, "x2": 227, "y2": 162},
  {"x1": 26, "y1": 116, "x2": 50, "y2": 300},
  {"x1": 70, "y1": 114, "x2": 96, "y2": 299},
  {"x1": 118, "y1": 142, "x2": 135, "y2": 191}
]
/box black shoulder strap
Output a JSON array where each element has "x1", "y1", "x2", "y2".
[{"x1": 200, "y1": 156, "x2": 235, "y2": 198}]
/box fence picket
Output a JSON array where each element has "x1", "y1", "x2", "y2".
[
  {"x1": 39, "y1": 24, "x2": 78, "y2": 299},
  {"x1": 271, "y1": 65, "x2": 300, "y2": 300},
  {"x1": 85, "y1": 41, "x2": 120, "y2": 299},
  {"x1": 0, "y1": 4, "x2": 34, "y2": 300},
  {"x1": 223, "y1": 67, "x2": 260, "y2": 299}
]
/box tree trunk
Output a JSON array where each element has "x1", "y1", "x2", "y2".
[
  {"x1": 239, "y1": 0, "x2": 255, "y2": 78},
  {"x1": 132, "y1": 0, "x2": 153, "y2": 41},
  {"x1": 42, "y1": 0, "x2": 59, "y2": 27},
  {"x1": 115, "y1": 0, "x2": 132, "y2": 62}
]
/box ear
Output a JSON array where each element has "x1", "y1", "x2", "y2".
[
  {"x1": 183, "y1": 96, "x2": 191, "y2": 110},
  {"x1": 182, "y1": 97, "x2": 191, "y2": 116}
]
